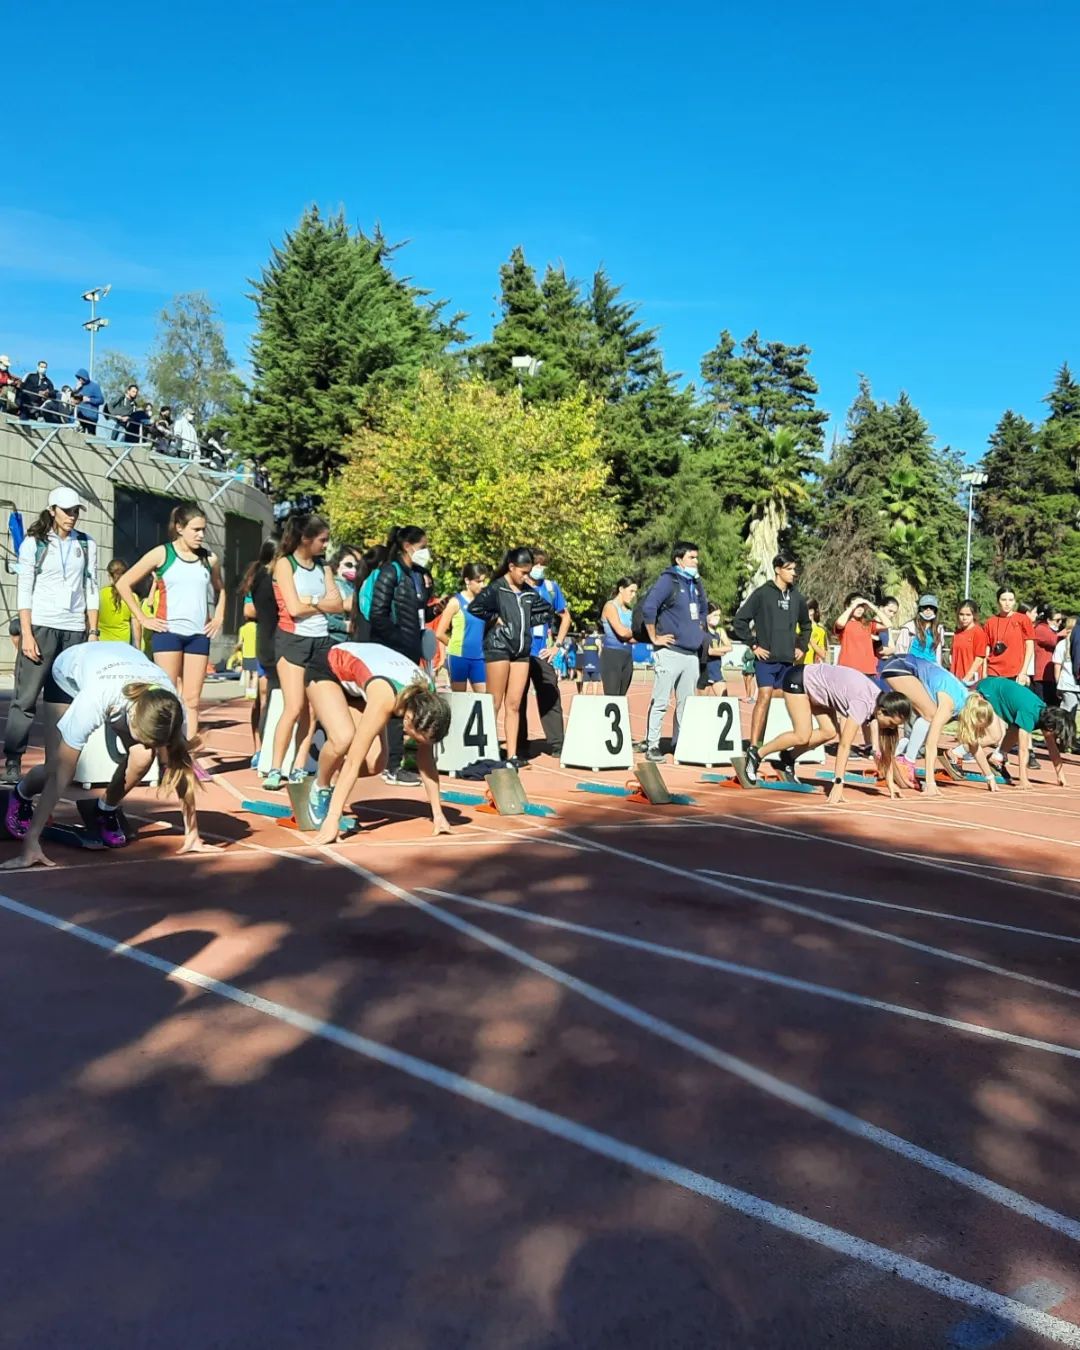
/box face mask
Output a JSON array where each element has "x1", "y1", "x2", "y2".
[
  {"x1": 340, "y1": 565, "x2": 357, "y2": 580},
  {"x1": 412, "y1": 547, "x2": 431, "y2": 569},
  {"x1": 530, "y1": 566, "x2": 546, "y2": 581},
  {"x1": 920, "y1": 610, "x2": 937, "y2": 621},
  {"x1": 681, "y1": 565, "x2": 699, "y2": 578}
]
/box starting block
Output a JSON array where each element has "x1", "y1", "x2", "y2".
[
  {"x1": 701, "y1": 770, "x2": 818, "y2": 794},
  {"x1": 0, "y1": 790, "x2": 134, "y2": 850},
  {"x1": 440, "y1": 765, "x2": 556, "y2": 818},
  {"x1": 917, "y1": 766, "x2": 1006, "y2": 786},
  {"x1": 575, "y1": 759, "x2": 696, "y2": 806},
  {"x1": 815, "y1": 771, "x2": 884, "y2": 787},
  {"x1": 240, "y1": 792, "x2": 357, "y2": 835}
]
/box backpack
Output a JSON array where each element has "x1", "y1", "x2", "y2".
[
  {"x1": 631, "y1": 595, "x2": 652, "y2": 644},
  {"x1": 33, "y1": 529, "x2": 93, "y2": 588},
  {"x1": 358, "y1": 560, "x2": 403, "y2": 622}
]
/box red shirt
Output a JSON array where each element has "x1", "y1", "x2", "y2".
[
  {"x1": 949, "y1": 624, "x2": 987, "y2": 681},
  {"x1": 835, "y1": 619, "x2": 881, "y2": 675},
  {"x1": 984, "y1": 611, "x2": 1035, "y2": 678},
  {"x1": 1033, "y1": 622, "x2": 1060, "y2": 681}
]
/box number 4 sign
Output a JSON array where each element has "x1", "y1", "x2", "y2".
[
  {"x1": 436, "y1": 692, "x2": 498, "y2": 773},
  {"x1": 560, "y1": 695, "x2": 634, "y2": 771}
]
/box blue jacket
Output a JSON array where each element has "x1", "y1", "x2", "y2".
[
  {"x1": 641, "y1": 566, "x2": 708, "y2": 655},
  {"x1": 1070, "y1": 621, "x2": 1080, "y2": 682},
  {"x1": 74, "y1": 368, "x2": 104, "y2": 421}
]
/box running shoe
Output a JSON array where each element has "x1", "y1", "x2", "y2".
[
  {"x1": 94, "y1": 804, "x2": 128, "y2": 849},
  {"x1": 288, "y1": 768, "x2": 308, "y2": 784},
  {"x1": 894, "y1": 755, "x2": 917, "y2": 788},
  {"x1": 382, "y1": 768, "x2": 421, "y2": 787},
  {"x1": 307, "y1": 783, "x2": 333, "y2": 828},
  {"x1": 644, "y1": 747, "x2": 666, "y2": 763},
  {"x1": 937, "y1": 751, "x2": 966, "y2": 783},
  {"x1": 194, "y1": 761, "x2": 211, "y2": 783},
  {"x1": 3, "y1": 786, "x2": 33, "y2": 838},
  {"x1": 775, "y1": 749, "x2": 799, "y2": 784},
  {"x1": 730, "y1": 754, "x2": 759, "y2": 790},
  {"x1": 263, "y1": 769, "x2": 284, "y2": 790},
  {"x1": 1, "y1": 756, "x2": 21, "y2": 786}
]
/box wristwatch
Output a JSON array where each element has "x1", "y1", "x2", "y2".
[{"x1": 88, "y1": 628, "x2": 100, "y2": 636}]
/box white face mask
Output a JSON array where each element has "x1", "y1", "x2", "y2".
[
  {"x1": 411, "y1": 547, "x2": 431, "y2": 568},
  {"x1": 530, "y1": 566, "x2": 546, "y2": 581}
]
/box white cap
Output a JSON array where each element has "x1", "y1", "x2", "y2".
[{"x1": 48, "y1": 486, "x2": 85, "y2": 511}]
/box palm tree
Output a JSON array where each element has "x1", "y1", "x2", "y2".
[
  {"x1": 745, "y1": 426, "x2": 814, "y2": 589},
  {"x1": 879, "y1": 461, "x2": 929, "y2": 612}
]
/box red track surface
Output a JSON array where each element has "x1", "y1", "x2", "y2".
[{"x1": 2, "y1": 681, "x2": 1080, "y2": 1349}]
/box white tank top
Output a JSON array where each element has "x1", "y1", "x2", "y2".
[
  {"x1": 153, "y1": 543, "x2": 214, "y2": 636},
  {"x1": 274, "y1": 556, "x2": 328, "y2": 637}
]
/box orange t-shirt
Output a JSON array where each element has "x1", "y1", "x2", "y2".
[
  {"x1": 984, "y1": 612, "x2": 1035, "y2": 679},
  {"x1": 835, "y1": 619, "x2": 881, "y2": 675},
  {"x1": 949, "y1": 624, "x2": 987, "y2": 681}
]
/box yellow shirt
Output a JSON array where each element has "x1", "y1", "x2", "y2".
[
  {"x1": 239, "y1": 620, "x2": 257, "y2": 660},
  {"x1": 97, "y1": 589, "x2": 132, "y2": 644},
  {"x1": 802, "y1": 622, "x2": 828, "y2": 664}
]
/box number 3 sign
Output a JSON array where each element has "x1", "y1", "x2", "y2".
[
  {"x1": 436, "y1": 692, "x2": 498, "y2": 773},
  {"x1": 560, "y1": 695, "x2": 634, "y2": 771}
]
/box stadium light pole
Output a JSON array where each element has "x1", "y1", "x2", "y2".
[
  {"x1": 81, "y1": 285, "x2": 112, "y2": 378},
  {"x1": 960, "y1": 469, "x2": 988, "y2": 599}
]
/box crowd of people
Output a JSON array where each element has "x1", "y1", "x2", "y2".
[
  {"x1": 2, "y1": 497, "x2": 1075, "y2": 869},
  {"x1": 0, "y1": 353, "x2": 272, "y2": 491}
]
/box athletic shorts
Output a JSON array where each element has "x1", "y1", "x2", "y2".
[
  {"x1": 781, "y1": 665, "x2": 806, "y2": 696},
  {"x1": 152, "y1": 631, "x2": 210, "y2": 657},
  {"x1": 878, "y1": 654, "x2": 919, "y2": 681},
  {"x1": 582, "y1": 664, "x2": 600, "y2": 681},
  {"x1": 43, "y1": 670, "x2": 75, "y2": 704},
  {"x1": 294, "y1": 635, "x2": 338, "y2": 683},
  {"x1": 448, "y1": 654, "x2": 486, "y2": 685},
  {"x1": 242, "y1": 656, "x2": 259, "y2": 672},
  {"x1": 705, "y1": 658, "x2": 723, "y2": 685},
  {"x1": 755, "y1": 659, "x2": 792, "y2": 689},
  {"x1": 484, "y1": 649, "x2": 531, "y2": 666}
]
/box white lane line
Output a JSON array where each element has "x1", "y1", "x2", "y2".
[
  {"x1": 306, "y1": 850, "x2": 1080, "y2": 1241},
  {"x1": 698, "y1": 871, "x2": 1080, "y2": 946},
  {"x1": 547, "y1": 828, "x2": 1080, "y2": 1001},
  {"x1": 897, "y1": 853, "x2": 1080, "y2": 892},
  {"x1": 946, "y1": 1278, "x2": 1070, "y2": 1349},
  {"x1": 3, "y1": 894, "x2": 1077, "y2": 1344},
  {"x1": 421, "y1": 886, "x2": 1080, "y2": 1061}
]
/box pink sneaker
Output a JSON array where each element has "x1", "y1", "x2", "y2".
[
  {"x1": 895, "y1": 755, "x2": 916, "y2": 788},
  {"x1": 194, "y1": 761, "x2": 211, "y2": 782},
  {"x1": 94, "y1": 806, "x2": 128, "y2": 848},
  {"x1": 3, "y1": 788, "x2": 33, "y2": 839}
]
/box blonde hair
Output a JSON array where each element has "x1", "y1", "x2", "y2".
[
  {"x1": 122, "y1": 683, "x2": 200, "y2": 804},
  {"x1": 956, "y1": 692, "x2": 996, "y2": 748},
  {"x1": 107, "y1": 558, "x2": 127, "y2": 612}
]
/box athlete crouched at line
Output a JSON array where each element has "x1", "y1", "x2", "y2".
[
  {"x1": 303, "y1": 642, "x2": 452, "y2": 845},
  {"x1": 1, "y1": 642, "x2": 217, "y2": 869},
  {"x1": 953, "y1": 677, "x2": 1072, "y2": 792},
  {"x1": 732, "y1": 663, "x2": 911, "y2": 806}
]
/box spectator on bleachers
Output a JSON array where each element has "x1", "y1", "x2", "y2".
[
  {"x1": 153, "y1": 405, "x2": 174, "y2": 453},
  {"x1": 73, "y1": 368, "x2": 104, "y2": 434},
  {"x1": 125, "y1": 400, "x2": 153, "y2": 444},
  {"x1": 173, "y1": 407, "x2": 198, "y2": 458},
  {"x1": 18, "y1": 361, "x2": 54, "y2": 420},
  {"x1": 39, "y1": 385, "x2": 76, "y2": 425},
  {"x1": 0, "y1": 355, "x2": 20, "y2": 413},
  {"x1": 107, "y1": 382, "x2": 140, "y2": 441}
]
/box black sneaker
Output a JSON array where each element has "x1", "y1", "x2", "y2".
[
  {"x1": 746, "y1": 745, "x2": 762, "y2": 779},
  {"x1": 1027, "y1": 751, "x2": 1039, "y2": 771},
  {"x1": 633, "y1": 740, "x2": 648, "y2": 753},
  {"x1": 997, "y1": 759, "x2": 1014, "y2": 786},
  {"x1": 645, "y1": 748, "x2": 666, "y2": 763},
  {"x1": 775, "y1": 750, "x2": 799, "y2": 784},
  {"x1": 937, "y1": 751, "x2": 966, "y2": 783},
  {"x1": 1, "y1": 757, "x2": 21, "y2": 786},
  {"x1": 382, "y1": 768, "x2": 421, "y2": 787}
]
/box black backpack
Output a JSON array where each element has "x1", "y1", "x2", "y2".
[{"x1": 631, "y1": 593, "x2": 655, "y2": 644}]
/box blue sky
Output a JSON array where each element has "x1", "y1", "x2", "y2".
[{"x1": 1, "y1": 0, "x2": 1076, "y2": 460}]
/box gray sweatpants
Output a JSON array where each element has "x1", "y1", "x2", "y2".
[
  {"x1": 4, "y1": 626, "x2": 86, "y2": 760},
  {"x1": 647, "y1": 647, "x2": 701, "y2": 750}
]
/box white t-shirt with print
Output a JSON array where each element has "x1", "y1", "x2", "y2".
[
  {"x1": 52, "y1": 642, "x2": 181, "y2": 750},
  {"x1": 1054, "y1": 637, "x2": 1078, "y2": 694}
]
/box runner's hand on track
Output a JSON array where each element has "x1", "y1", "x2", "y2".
[
  {"x1": 431, "y1": 815, "x2": 452, "y2": 837},
  {"x1": 825, "y1": 783, "x2": 844, "y2": 806},
  {"x1": 1, "y1": 842, "x2": 54, "y2": 869},
  {"x1": 178, "y1": 836, "x2": 222, "y2": 855}
]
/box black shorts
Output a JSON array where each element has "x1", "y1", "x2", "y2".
[
  {"x1": 275, "y1": 630, "x2": 333, "y2": 671},
  {"x1": 303, "y1": 639, "x2": 340, "y2": 687},
  {"x1": 781, "y1": 665, "x2": 806, "y2": 696},
  {"x1": 484, "y1": 649, "x2": 531, "y2": 666},
  {"x1": 43, "y1": 671, "x2": 74, "y2": 704}
]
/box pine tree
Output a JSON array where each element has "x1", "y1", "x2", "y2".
[{"x1": 231, "y1": 207, "x2": 462, "y2": 497}]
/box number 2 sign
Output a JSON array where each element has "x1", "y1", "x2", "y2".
[
  {"x1": 435, "y1": 692, "x2": 498, "y2": 773},
  {"x1": 674, "y1": 696, "x2": 742, "y2": 766},
  {"x1": 560, "y1": 695, "x2": 634, "y2": 771}
]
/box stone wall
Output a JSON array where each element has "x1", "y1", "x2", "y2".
[{"x1": 0, "y1": 419, "x2": 273, "y2": 674}]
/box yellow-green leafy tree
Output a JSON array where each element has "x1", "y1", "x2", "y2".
[{"x1": 325, "y1": 373, "x2": 623, "y2": 612}]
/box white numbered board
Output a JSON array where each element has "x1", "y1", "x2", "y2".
[
  {"x1": 560, "y1": 695, "x2": 634, "y2": 771},
  {"x1": 763, "y1": 696, "x2": 826, "y2": 763},
  {"x1": 75, "y1": 723, "x2": 160, "y2": 789},
  {"x1": 674, "y1": 696, "x2": 742, "y2": 766},
  {"x1": 436, "y1": 692, "x2": 497, "y2": 773}
]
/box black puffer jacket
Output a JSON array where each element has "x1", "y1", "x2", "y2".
[
  {"x1": 371, "y1": 559, "x2": 429, "y2": 663},
  {"x1": 470, "y1": 577, "x2": 555, "y2": 660}
]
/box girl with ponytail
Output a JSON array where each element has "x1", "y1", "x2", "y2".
[
  {"x1": 1, "y1": 643, "x2": 217, "y2": 870},
  {"x1": 116, "y1": 502, "x2": 224, "y2": 734},
  {"x1": 731, "y1": 662, "x2": 912, "y2": 805}
]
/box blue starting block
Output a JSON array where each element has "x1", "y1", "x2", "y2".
[{"x1": 574, "y1": 781, "x2": 696, "y2": 806}]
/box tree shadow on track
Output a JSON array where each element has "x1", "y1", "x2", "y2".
[{"x1": 2, "y1": 774, "x2": 1080, "y2": 1348}]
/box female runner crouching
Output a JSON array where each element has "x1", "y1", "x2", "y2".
[
  {"x1": 303, "y1": 642, "x2": 452, "y2": 845},
  {"x1": 1, "y1": 641, "x2": 216, "y2": 869}
]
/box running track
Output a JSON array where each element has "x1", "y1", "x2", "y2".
[{"x1": 2, "y1": 682, "x2": 1079, "y2": 1349}]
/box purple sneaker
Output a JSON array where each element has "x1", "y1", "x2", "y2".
[
  {"x1": 94, "y1": 805, "x2": 128, "y2": 849},
  {"x1": 4, "y1": 788, "x2": 34, "y2": 839}
]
